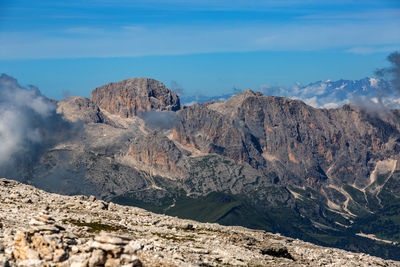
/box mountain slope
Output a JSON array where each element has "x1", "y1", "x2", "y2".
[
  {"x1": 2, "y1": 178, "x2": 399, "y2": 266},
  {"x1": 4, "y1": 77, "x2": 400, "y2": 260}
]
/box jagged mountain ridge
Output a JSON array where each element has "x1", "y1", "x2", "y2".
[
  {"x1": 175, "y1": 89, "x2": 400, "y2": 188},
  {"x1": 8, "y1": 78, "x2": 400, "y2": 259}
]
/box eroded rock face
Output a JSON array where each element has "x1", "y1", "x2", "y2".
[
  {"x1": 174, "y1": 90, "x2": 400, "y2": 189},
  {"x1": 125, "y1": 132, "x2": 188, "y2": 178},
  {"x1": 57, "y1": 96, "x2": 105, "y2": 123},
  {"x1": 0, "y1": 178, "x2": 399, "y2": 267},
  {"x1": 90, "y1": 78, "x2": 180, "y2": 118}
]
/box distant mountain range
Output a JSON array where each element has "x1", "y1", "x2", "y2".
[
  {"x1": 1, "y1": 74, "x2": 400, "y2": 260},
  {"x1": 181, "y1": 77, "x2": 400, "y2": 109}
]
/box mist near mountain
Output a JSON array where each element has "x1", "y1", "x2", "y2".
[
  {"x1": 0, "y1": 74, "x2": 80, "y2": 180},
  {"x1": 376, "y1": 51, "x2": 400, "y2": 94},
  {"x1": 140, "y1": 110, "x2": 178, "y2": 130}
]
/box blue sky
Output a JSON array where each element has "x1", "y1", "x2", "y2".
[{"x1": 0, "y1": 0, "x2": 399, "y2": 99}]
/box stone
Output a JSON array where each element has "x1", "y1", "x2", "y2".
[
  {"x1": 88, "y1": 249, "x2": 106, "y2": 267},
  {"x1": 183, "y1": 223, "x2": 194, "y2": 231},
  {"x1": 69, "y1": 254, "x2": 90, "y2": 267},
  {"x1": 95, "y1": 233, "x2": 130, "y2": 245},
  {"x1": 22, "y1": 198, "x2": 32, "y2": 204},
  {"x1": 17, "y1": 259, "x2": 43, "y2": 267},
  {"x1": 28, "y1": 218, "x2": 46, "y2": 226},
  {"x1": 0, "y1": 255, "x2": 9, "y2": 267},
  {"x1": 54, "y1": 248, "x2": 68, "y2": 262},
  {"x1": 120, "y1": 254, "x2": 142, "y2": 266},
  {"x1": 107, "y1": 202, "x2": 116, "y2": 211},
  {"x1": 94, "y1": 201, "x2": 108, "y2": 210},
  {"x1": 104, "y1": 258, "x2": 121, "y2": 267},
  {"x1": 261, "y1": 242, "x2": 293, "y2": 260},
  {"x1": 30, "y1": 224, "x2": 60, "y2": 233},
  {"x1": 88, "y1": 241, "x2": 122, "y2": 257},
  {"x1": 123, "y1": 241, "x2": 143, "y2": 254}
]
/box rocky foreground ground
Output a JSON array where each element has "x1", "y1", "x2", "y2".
[{"x1": 0, "y1": 178, "x2": 398, "y2": 267}]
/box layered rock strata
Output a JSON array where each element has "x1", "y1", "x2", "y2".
[{"x1": 90, "y1": 78, "x2": 180, "y2": 118}]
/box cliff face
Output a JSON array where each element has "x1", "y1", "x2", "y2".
[
  {"x1": 174, "y1": 90, "x2": 400, "y2": 190},
  {"x1": 90, "y1": 78, "x2": 180, "y2": 118},
  {"x1": 124, "y1": 132, "x2": 188, "y2": 178},
  {"x1": 13, "y1": 78, "x2": 400, "y2": 260},
  {"x1": 57, "y1": 96, "x2": 104, "y2": 123}
]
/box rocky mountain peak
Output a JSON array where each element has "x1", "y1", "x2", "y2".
[
  {"x1": 90, "y1": 78, "x2": 180, "y2": 118},
  {"x1": 227, "y1": 89, "x2": 263, "y2": 103},
  {"x1": 206, "y1": 89, "x2": 262, "y2": 116}
]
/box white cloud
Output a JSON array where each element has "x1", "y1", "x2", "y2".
[
  {"x1": 0, "y1": 87, "x2": 52, "y2": 165},
  {"x1": 0, "y1": 74, "x2": 78, "y2": 175},
  {"x1": 336, "y1": 83, "x2": 347, "y2": 90},
  {"x1": 0, "y1": 108, "x2": 25, "y2": 164},
  {"x1": 303, "y1": 96, "x2": 318, "y2": 107},
  {"x1": 301, "y1": 83, "x2": 327, "y2": 96},
  {"x1": 322, "y1": 102, "x2": 339, "y2": 109},
  {"x1": 184, "y1": 101, "x2": 198, "y2": 106},
  {"x1": 369, "y1": 77, "x2": 380, "y2": 87}
]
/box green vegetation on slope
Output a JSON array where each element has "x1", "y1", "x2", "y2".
[{"x1": 111, "y1": 185, "x2": 400, "y2": 260}]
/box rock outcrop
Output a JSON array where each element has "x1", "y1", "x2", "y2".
[
  {"x1": 125, "y1": 132, "x2": 188, "y2": 178},
  {"x1": 174, "y1": 90, "x2": 400, "y2": 189},
  {"x1": 57, "y1": 96, "x2": 105, "y2": 123},
  {"x1": 0, "y1": 178, "x2": 399, "y2": 267},
  {"x1": 90, "y1": 78, "x2": 180, "y2": 118}
]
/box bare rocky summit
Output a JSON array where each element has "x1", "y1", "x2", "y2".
[
  {"x1": 0, "y1": 178, "x2": 398, "y2": 267},
  {"x1": 90, "y1": 78, "x2": 180, "y2": 118}
]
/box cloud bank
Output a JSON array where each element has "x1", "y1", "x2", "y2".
[
  {"x1": 0, "y1": 74, "x2": 78, "y2": 179},
  {"x1": 375, "y1": 51, "x2": 400, "y2": 94},
  {"x1": 140, "y1": 110, "x2": 178, "y2": 131}
]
